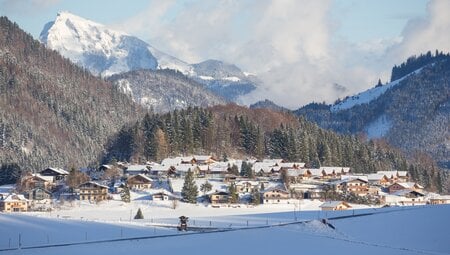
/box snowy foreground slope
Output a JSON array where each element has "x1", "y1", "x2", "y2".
[{"x1": 1, "y1": 205, "x2": 449, "y2": 255}]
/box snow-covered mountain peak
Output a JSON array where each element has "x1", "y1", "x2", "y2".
[{"x1": 39, "y1": 12, "x2": 258, "y2": 102}]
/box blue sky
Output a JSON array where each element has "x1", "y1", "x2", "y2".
[{"x1": 1, "y1": 0, "x2": 448, "y2": 109}]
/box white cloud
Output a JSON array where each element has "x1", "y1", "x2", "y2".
[
  {"x1": 386, "y1": 0, "x2": 450, "y2": 64},
  {"x1": 117, "y1": 0, "x2": 449, "y2": 109}
]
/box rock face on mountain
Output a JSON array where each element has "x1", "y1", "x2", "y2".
[
  {"x1": 40, "y1": 12, "x2": 257, "y2": 104},
  {"x1": 108, "y1": 69, "x2": 226, "y2": 113},
  {"x1": 0, "y1": 17, "x2": 141, "y2": 170},
  {"x1": 295, "y1": 53, "x2": 450, "y2": 170}
]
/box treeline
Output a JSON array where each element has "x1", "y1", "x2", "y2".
[
  {"x1": 103, "y1": 105, "x2": 448, "y2": 193},
  {"x1": 391, "y1": 50, "x2": 450, "y2": 81}
]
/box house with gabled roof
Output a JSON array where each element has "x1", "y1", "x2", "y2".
[
  {"x1": 388, "y1": 182, "x2": 423, "y2": 194},
  {"x1": 20, "y1": 174, "x2": 53, "y2": 192},
  {"x1": 262, "y1": 185, "x2": 290, "y2": 204},
  {"x1": 78, "y1": 182, "x2": 108, "y2": 202},
  {"x1": 235, "y1": 181, "x2": 260, "y2": 194},
  {"x1": 367, "y1": 173, "x2": 390, "y2": 186},
  {"x1": 286, "y1": 168, "x2": 313, "y2": 183},
  {"x1": 40, "y1": 167, "x2": 69, "y2": 182},
  {"x1": 320, "y1": 167, "x2": 350, "y2": 179},
  {"x1": 127, "y1": 174, "x2": 153, "y2": 190},
  {"x1": 125, "y1": 165, "x2": 150, "y2": 175},
  {"x1": 0, "y1": 193, "x2": 28, "y2": 212},
  {"x1": 151, "y1": 189, "x2": 180, "y2": 201},
  {"x1": 381, "y1": 190, "x2": 426, "y2": 206},
  {"x1": 377, "y1": 170, "x2": 409, "y2": 183},
  {"x1": 319, "y1": 201, "x2": 351, "y2": 211},
  {"x1": 192, "y1": 155, "x2": 216, "y2": 165},
  {"x1": 209, "y1": 191, "x2": 230, "y2": 205}
]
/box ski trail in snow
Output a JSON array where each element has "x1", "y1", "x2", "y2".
[{"x1": 283, "y1": 221, "x2": 446, "y2": 255}]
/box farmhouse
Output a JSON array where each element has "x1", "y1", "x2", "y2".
[
  {"x1": 262, "y1": 186, "x2": 290, "y2": 204},
  {"x1": 210, "y1": 191, "x2": 230, "y2": 205},
  {"x1": 319, "y1": 201, "x2": 352, "y2": 211},
  {"x1": 381, "y1": 190, "x2": 426, "y2": 206},
  {"x1": 0, "y1": 193, "x2": 28, "y2": 212},
  {"x1": 127, "y1": 174, "x2": 153, "y2": 190},
  {"x1": 388, "y1": 182, "x2": 423, "y2": 194},
  {"x1": 428, "y1": 195, "x2": 450, "y2": 205},
  {"x1": 78, "y1": 182, "x2": 108, "y2": 202},
  {"x1": 40, "y1": 167, "x2": 69, "y2": 182}
]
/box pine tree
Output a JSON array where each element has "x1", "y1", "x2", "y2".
[
  {"x1": 229, "y1": 164, "x2": 239, "y2": 176},
  {"x1": 240, "y1": 161, "x2": 254, "y2": 178},
  {"x1": 181, "y1": 169, "x2": 198, "y2": 203},
  {"x1": 134, "y1": 208, "x2": 144, "y2": 219},
  {"x1": 120, "y1": 184, "x2": 131, "y2": 203},
  {"x1": 200, "y1": 180, "x2": 213, "y2": 195},
  {"x1": 251, "y1": 188, "x2": 261, "y2": 205},
  {"x1": 229, "y1": 183, "x2": 239, "y2": 204}
]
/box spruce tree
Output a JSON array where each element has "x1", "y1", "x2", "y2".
[
  {"x1": 181, "y1": 169, "x2": 198, "y2": 203},
  {"x1": 251, "y1": 188, "x2": 261, "y2": 205},
  {"x1": 200, "y1": 180, "x2": 213, "y2": 195},
  {"x1": 134, "y1": 208, "x2": 144, "y2": 219},
  {"x1": 120, "y1": 184, "x2": 131, "y2": 203},
  {"x1": 229, "y1": 183, "x2": 239, "y2": 204}
]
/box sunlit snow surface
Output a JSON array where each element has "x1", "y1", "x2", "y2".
[{"x1": 1, "y1": 204, "x2": 449, "y2": 255}]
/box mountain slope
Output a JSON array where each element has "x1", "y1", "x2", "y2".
[
  {"x1": 108, "y1": 69, "x2": 226, "y2": 113},
  {"x1": 0, "y1": 16, "x2": 142, "y2": 170},
  {"x1": 295, "y1": 53, "x2": 450, "y2": 170},
  {"x1": 40, "y1": 12, "x2": 257, "y2": 103},
  {"x1": 192, "y1": 59, "x2": 258, "y2": 102}
]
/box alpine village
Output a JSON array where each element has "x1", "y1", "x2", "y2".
[{"x1": 0, "y1": 13, "x2": 449, "y2": 215}]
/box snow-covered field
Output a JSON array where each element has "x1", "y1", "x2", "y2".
[{"x1": 1, "y1": 204, "x2": 449, "y2": 255}]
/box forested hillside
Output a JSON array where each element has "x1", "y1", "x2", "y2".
[
  {"x1": 0, "y1": 17, "x2": 142, "y2": 171},
  {"x1": 108, "y1": 69, "x2": 226, "y2": 113},
  {"x1": 104, "y1": 104, "x2": 448, "y2": 193},
  {"x1": 295, "y1": 52, "x2": 450, "y2": 171}
]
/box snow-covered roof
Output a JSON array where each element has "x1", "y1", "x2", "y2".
[
  {"x1": 279, "y1": 162, "x2": 306, "y2": 168},
  {"x1": 161, "y1": 157, "x2": 188, "y2": 166},
  {"x1": 262, "y1": 159, "x2": 284, "y2": 164},
  {"x1": 209, "y1": 166, "x2": 228, "y2": 173},
  {"x1": 308, "y1": 169, "x2": 323, "y2": 177},
  {"x1": 392, "y1": 189, "x2": 425, "y2": 197},
  {"x1": 79, "y1": 181, "x2": 109, "y2": 189},
  {"x1": 341, "y1": 175, "x2": 368, "y2": 182},
  {"x1": 321, "y1": 167, "x2": 350, "y2": 174},
  {"x1": 367, "y1": 174, "x2": 387, "y2": 181},
  {"x1": 377, "y1": 171, "x2": 408, "y2": 178},
  {"x1": 42, "y1": 167, "x2": 69, "y2": 175},
  {"x1": 263, "y1": 185, "x2": 289, "y2": 193},
  {"x1": 126, "y1": 165, "x2": 149, "y2": 172},
  {"x1": 1, "y1": 193, "x2": 28, "y2": 202},
  {"x1": 175, "y1": 164, "x2": 197, "y2": 172},
  {"x1": 193, "y1": 155, "x2": 213, "y2": 161},
  {"x1": 128, "y1": 174, "x2": 153, "y2": 182},
  {"x1": 253, "y1": 162, "x2": 281, "y2": 173},
  {"x1": 286, "y1": 168, "x2": 310, "y2": 177},
  {"x1": 32, "y1": 174, "x2": 54, "y2": 182},
  {"x1": 319, "y1": 201, "x2": 351, "y2": 208},
  {"x1": 395, "y1": 182, "x2": 423, "y2": 189},
  {"x1": 236, "y1": 181, "x2": 259, "y2": 186}
]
